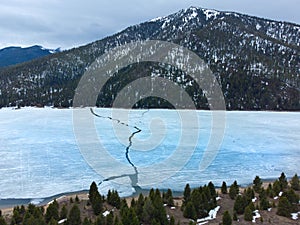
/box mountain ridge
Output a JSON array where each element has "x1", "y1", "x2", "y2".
[
  {"x1": 0, "y1": 6, "x2": 299, "y2": 110},
  {"x1": 0, "y1": 45, "x2": 60, "y2": 68}
]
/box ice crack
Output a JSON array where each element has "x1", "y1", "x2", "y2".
[{"x1": 90, "y1": 108, "x2": 141, "y2": 189}]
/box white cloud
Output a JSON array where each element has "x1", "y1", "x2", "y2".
[{"x1": 0, "y1": 0, "x2": 299, "y2": 49}]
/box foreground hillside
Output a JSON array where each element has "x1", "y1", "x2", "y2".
[
  {"x1": 0, "y1": 173, "x2": 299, "y2": 225},
  {"x1": 0, "y1": 7, "x2": 299, "y2": 110}
]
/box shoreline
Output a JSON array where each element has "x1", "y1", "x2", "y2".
[
  {"x1": 0, "y1": 190, "x2": 89, "y2": 210},
  {"x1": 0, "y1": 178, "x2": 278, "y2": 210},
  {"x1": 1, "y1": 106, "x2": 300, "y2": 113}
]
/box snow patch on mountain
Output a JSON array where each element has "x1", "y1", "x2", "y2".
[{"x1": 203, "y1": 9, "x2": 220, "y2": 20}]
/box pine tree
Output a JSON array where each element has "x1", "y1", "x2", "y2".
[
  {"x1": 253, "y1": 176, "x2": 262, "y2": 193},
  {"x1": 82, "y1": 218, "x2": 92, "y2": 225},
  {"x1": 273, "y1": 180, "x2": 281, "y2": 196},
  {"x1": 67, "y1": 205, "x2": 81, "y2": 225},
  {"x1": 183, "y1": 184, "x2": 191, "y2": 205},
  {"x1": 121, "y1": 207, "x2": 139, "y2": 225},
  {"x1": 169, "y1": 215, "x2": 175, "y2": 225},
  {"x1": 136, "y1": 193, "x2": 144, "y2": 221},
  {"x1": 183, "y1": 202, "x2": 196, "y2": 220},
  {"x1": 244, "y1": 206, "x2": 253, "y2": 221},
  {"x1": 149, "y1": 189, "x2": 155, "y2": 201},
  {"x1": 277, "y1": 196, "x2": 292, "y2": 217},
  {"x1": 107, "y1": 190, "x2": 121, "y2": 209},
  {"x1": 290, "y1": 174, "x2": 300, "y2": 191},
  {"x1": 163, "y1": 189, "x2": 174, "y2": 206},
  {"x1": 208, "y1": 181, "x2": 217, "y2": 198},
  {"x1": 113, "y1": 216, "x2": 121, "y2": 225},
  {"x1": 89, "y1": 182, "x2": 99, "y2": 203},
  {"x1": 248, "y1": 202, "x2": 255, "y2": 212},
  {"x1": 48, "y1": 217, "x2": 58, "y2": 225},
  {"x1": 266, "y1": 183, "x2": 274, "y2": 198},
  {"x1": 222, "y1": 211, "x2": 232, "y2": 225},
  {"x1": 278, "y1": 172, "x2": 288, "y2": 190},
  {"x1": 229, "y1": 181, "x2": 239, "y2": 199},
  {"x1": 221, "y1": 181, "x2": 227, "y2": 194},
  {"x1": 60, "y1": 205, "x2": 68, "y2": 220},
  {"x1": 244, "y1": 187, "x2": 254, "y2": 204},
  {"x1": 45, "y1": 200, "x2": 59, "y2": 222},
  {"x1": 234, "y1": 195, "x2": 246, "y2": 214},
  {"x1": 283, "y1": 189, "x2": 300, "y2": 207},
  {"x1": 260, "y1": 196, "x2": 270, "y2": 210},
  {"x1": 95, "y1": 215, "x2": 105, "y2": 225},
  {"x1": 75, "y1": 195, "x2": 79, "y2": 203},
  {"x1": 0, "y1": 217, "x2": 6, "y2": 225},
  {"x1": 89, "y1": 182, "x2": 102, "y2": 215},
  {"x1": 151, "y1": 192, "x2": 168, "y2": 225},
  {"x1": 106, "y1": 212, "x2": 114, "y2": 225},
  {"x1": 142, "y1": 198, "x2": 154, "y2": 223},
  {"x1": 233, "y1": 211, "x2": 238, "y2": 221}
]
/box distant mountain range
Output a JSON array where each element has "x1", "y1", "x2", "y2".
[
  {"x1": 0, "y1": 7, "x2": 299, "y2": 110},
  {"x1": 0, "y1": 45, "x2": 60, "y2": 68}
]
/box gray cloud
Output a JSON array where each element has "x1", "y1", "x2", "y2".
[{"x1": 0, "y1": 0, "x2": 299, "y2": 49}]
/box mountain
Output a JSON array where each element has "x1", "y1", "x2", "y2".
[
  {"x1": 0, "y1": 7, "x2": 299, "y2": 110},
  {"x1": 0, "y1": 45, "x2": 60, "y2": 68}
]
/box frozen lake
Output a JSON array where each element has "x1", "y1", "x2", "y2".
[{"x1": 0, "y1": 107, "x2": 299, "y2": 200}]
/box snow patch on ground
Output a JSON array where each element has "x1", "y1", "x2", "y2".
[
  {"x1": 252, "y1": 210, "x2": 261, "y2": 222},
  {"x1": 197, "y1": 206, "x2": 220, "y2": 224},
  {"x1": 58, "y1": 219, "x2": 67, "y2": 224},
  {"x1": 291, "y1": 212, "x2": 299, "y2": 220},
  {"x1": 103, "y1": 210, "x2": 110, "y2": 217},
  {"x1": 197, "y1": 221, "x2": 208, "y2": 225}
]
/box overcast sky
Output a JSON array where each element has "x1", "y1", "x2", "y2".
[{"x1": 0, "y1": 0, "x2": 299, "y2": 50}]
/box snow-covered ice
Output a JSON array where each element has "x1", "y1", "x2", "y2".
[{"x1": 0, "y1": 107, "x2": 299, "y2": 199}]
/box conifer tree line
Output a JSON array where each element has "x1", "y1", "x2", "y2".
[
  {"x1": 221, "y1": 172, "x2": 299, "y2": 224},
  {"x1": 0, "y1": 173, "x2": 298, "y2": 225}
]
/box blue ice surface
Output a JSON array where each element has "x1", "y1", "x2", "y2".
[{"x1": 0, "y1": 107, "x2": 299, "y2": 199}]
